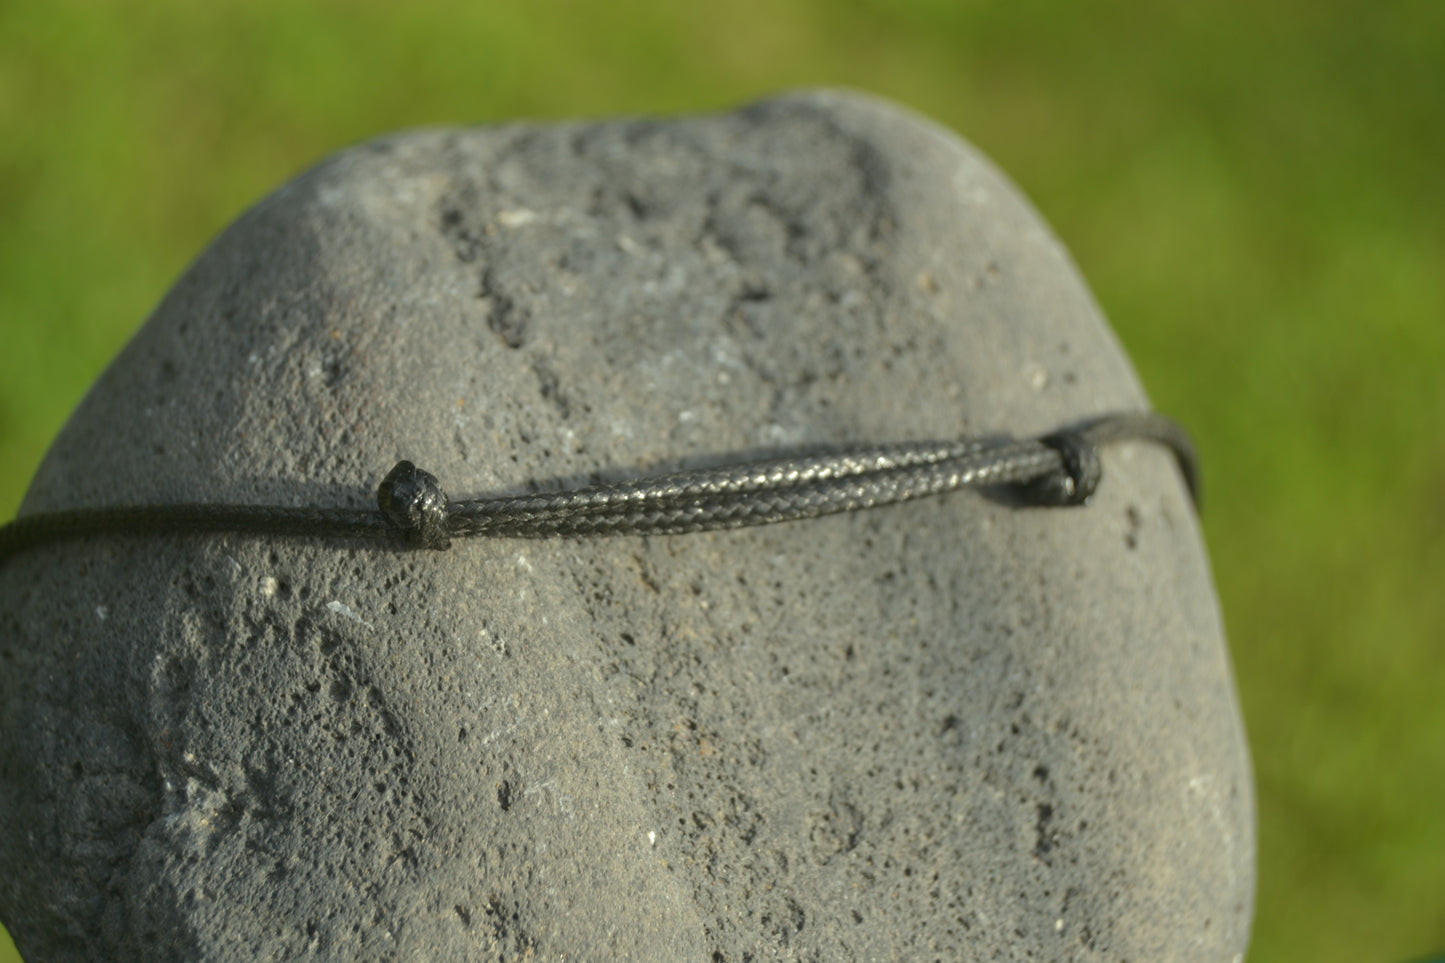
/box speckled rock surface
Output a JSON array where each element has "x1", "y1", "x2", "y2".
[{"x1": 0, "y1": 91, "x2": 1254, "y2": 961}]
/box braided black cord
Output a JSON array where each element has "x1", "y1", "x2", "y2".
[
  {"x1": 447, "y1": 440, "x2": 1058, "y2": 537},
  {"x1": 0, "y1": 411, "x2": 1197, "y2": 564}
]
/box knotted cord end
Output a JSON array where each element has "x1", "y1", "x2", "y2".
[
  {"x1": 377, "y1": 461, "x2": 452, "y2": 549},
  {"x1": 1027, "y1": 432, "x2": 1102, "y2": 507}
]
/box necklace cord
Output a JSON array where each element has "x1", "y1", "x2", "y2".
[{"x1": 0, "y1": 410, "x2": 1198, "y2": 564}]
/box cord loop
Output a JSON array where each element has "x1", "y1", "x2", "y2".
[{"x1": 0, "y1": 411, "x2": 1197, "y2": 565}]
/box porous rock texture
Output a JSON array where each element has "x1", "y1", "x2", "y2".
[{"x1": 0, "y1": 91, "x2": 1254, "y2": 961}]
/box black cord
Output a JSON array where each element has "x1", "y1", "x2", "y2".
[{"x1": 0, "y1": 410, "x2": 1197, "y2": 564}]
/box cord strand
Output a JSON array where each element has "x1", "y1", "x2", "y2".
[{"x1": 0, "y1": 410, "x2": 1198, "y2": 564}]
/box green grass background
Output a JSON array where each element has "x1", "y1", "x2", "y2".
[{"x1": 1, "y1": 1, "x2": 1441, "y2": 960}]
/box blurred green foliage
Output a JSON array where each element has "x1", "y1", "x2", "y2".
[{"x1": 1, "y1": 1, "x2": 1441, "y2": 961}]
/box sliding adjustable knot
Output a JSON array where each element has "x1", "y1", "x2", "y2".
[
  {"x1": 1027, "y1": 431, "x2": 1102, "y2": 507},
  {"x1": 377, "y1": 461, "x2": 452, "y2": 549}
]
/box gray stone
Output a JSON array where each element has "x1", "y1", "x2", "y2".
[{"x1": 0, "y1": 90, "x2": 1254, "y2": 961}]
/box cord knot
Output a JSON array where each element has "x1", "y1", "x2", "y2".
[
  {"x1": 1027, "y1": 431, "x2": 1102, "y2": 506},
  {"x1": 377, "y1": 461, "x2": 452, "y2": 549}
]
